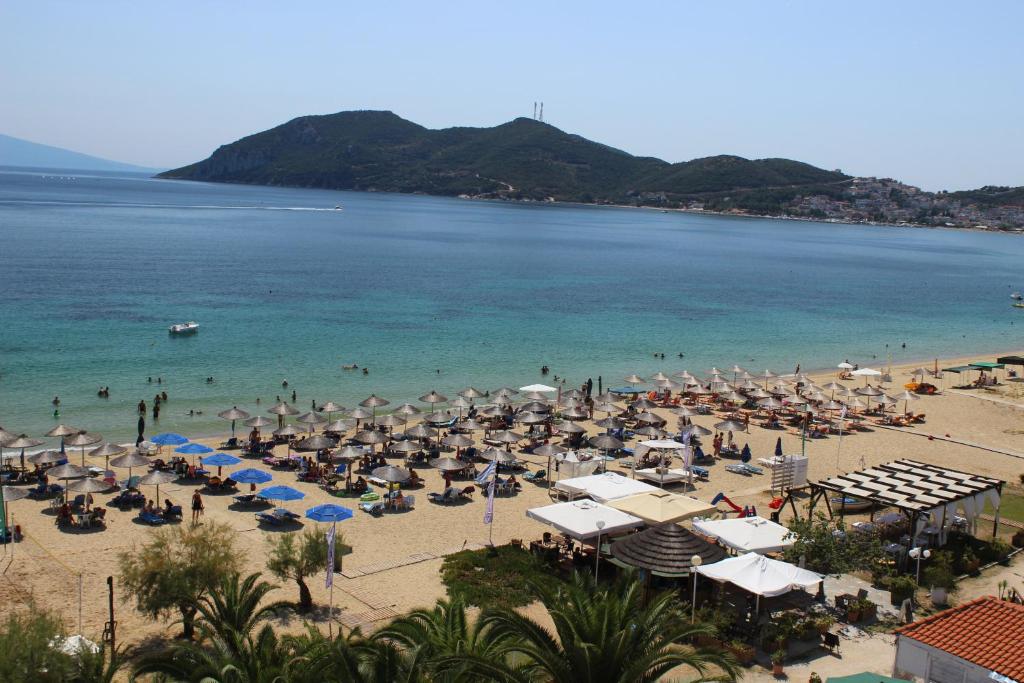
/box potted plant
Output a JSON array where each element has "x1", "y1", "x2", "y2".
[
  {"x1": 809, "y1": 673, "x2": 823, "y2": 683},
  {"x1": 813, "y1": 614, "x2": 836, "y2": 635},
  {"x1": 728, "y1": 639, "x2": 755, "y2": 665},
  {"x1": 856, "y1": 596, "x2": 877, "y2": 621},
  {"x1": 889, "y1": 575, "x2": 917, "y2": 606},
  {"x1": 924, "y1": 553, "x2": 956, "y2": 606},
  {"x1": 961, "y1": 549, "x2": 980, "y2": 574},
  {"x1": 772, "y1": 649, "x2": 786, "y2": 676}
]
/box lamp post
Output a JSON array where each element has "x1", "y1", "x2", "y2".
[
  {"x1": 594, "y1": 520, "x2": 606, "y2": 580},
  {"x1": 690, "y1": 554, "x2": 703, "y2": 623},
  {"x1": 909, "y1": 546, "x2": 931, "y2": 585}
]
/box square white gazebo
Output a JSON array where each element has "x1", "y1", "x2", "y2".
[{"x1": 526, "y1": 500, "x2": 644, "y2": 540}]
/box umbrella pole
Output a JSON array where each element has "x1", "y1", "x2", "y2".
[{"x1": 329, "y1": 520, "x2": 336, "y2": 638}]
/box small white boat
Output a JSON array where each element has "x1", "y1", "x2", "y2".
[{"x1": 168, "y1": 321, "x2": 199, "y2": 335}]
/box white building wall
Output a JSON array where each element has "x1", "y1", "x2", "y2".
[{"x1": 894, "y1": 636, "x2": 1005, "y2": 683}]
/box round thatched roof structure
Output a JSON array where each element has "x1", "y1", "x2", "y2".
[{"x1": 610, "y1": 523, "x2": 726, "y2": 577}]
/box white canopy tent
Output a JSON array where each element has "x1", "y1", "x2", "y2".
[
  {"x1": 526, "y1": 500, "x2": 644, "y2": 540},
  {"x1": 608, "y1": 491, "x2": 715, "y2": 524},
  {"x1": 695, "y1": 552, "x2": 823, "y2": 597},
  {"x1": 554, "y1": 471, "x2": 659, "y2": 503},
  {"x1": 553, "y1": 451, "x2": 602, "y2": 479},
  {"x1": 691, "y1": 516, "x2": 794, "y2": 554},
  {"x1": 638, "y1": 439, "x2": 687, "y2": 450},
  {"x1": 519, "y1": 383, "x2": 558, "y2": 393}
]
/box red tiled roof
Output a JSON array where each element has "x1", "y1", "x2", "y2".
[{"x1": 896, "y1": 596, "x2": 1024, "y2": 681}]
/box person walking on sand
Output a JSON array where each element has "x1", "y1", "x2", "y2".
[{"x1": 191, "y1": 491, "x2": 204, "y2": 524}]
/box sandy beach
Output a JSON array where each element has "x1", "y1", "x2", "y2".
[{"x1": 3, "y1": 350, "x2": 1024, "y2": 655}]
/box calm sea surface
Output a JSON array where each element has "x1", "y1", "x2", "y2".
[{"x1": 1, "y1": 167, "x2": 1021, "y2": 442}]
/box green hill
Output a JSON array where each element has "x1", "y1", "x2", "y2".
[
  {"x1": 159, "y1": 110, "x2": 848, "y2": 204},
  {"x1": 948, "y1": 185, "x2": 1024, "y2": 208}
]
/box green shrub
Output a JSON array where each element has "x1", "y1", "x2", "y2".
[
  {"x1": 923, "y1": 551, "x2": 956, "y2": 591},
  {"x1": 440, "y1": 544, "x2": 565, "y2": 610},
  {"x1": 889, "y1": 575, "x2": 917, "y2": 603}
]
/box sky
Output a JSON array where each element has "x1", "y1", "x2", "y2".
[{"x1": 2, "y1": 1, "x2": 1022, "y2": 190}]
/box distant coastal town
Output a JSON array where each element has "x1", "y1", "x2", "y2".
[{"x1": 658, "y1": 177, "x2": 1024, "y2": 231}]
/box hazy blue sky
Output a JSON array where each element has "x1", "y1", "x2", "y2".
[{"x1": 2, "y1": 1, "x2": 1021, "y2": 190}]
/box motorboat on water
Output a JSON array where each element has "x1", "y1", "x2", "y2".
[{"x1": 169, "y1": 321, "x2": 199, "y2": 335}]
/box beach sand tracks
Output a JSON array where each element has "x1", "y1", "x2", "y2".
[
  {"x1": 341, "y1": 542, "x2": 485, "y2": 579},
  {"x1": 336, "y1": 605, "x2": 401, "y2": 630}
]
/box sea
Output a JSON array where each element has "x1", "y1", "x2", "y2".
[{"x1": 1, "y1": 166, "x2": 1021, "y2": 443}]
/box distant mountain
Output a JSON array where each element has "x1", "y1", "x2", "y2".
[
  {"x1": 0, "y1": 133, "x2": 158, "y2": 173},
  {"x1": 159, "y1": 110, "x2": 848, "y2": 204}
]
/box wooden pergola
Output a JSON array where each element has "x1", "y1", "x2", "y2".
[{"x1": 803, "y1": 459, "x2": 1004, "y2": 540}]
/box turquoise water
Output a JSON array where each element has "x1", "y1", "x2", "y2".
[{"x1": 1, "y1": 167, "x2": 1021, "y2": 442}]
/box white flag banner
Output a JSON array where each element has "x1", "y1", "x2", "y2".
[
  {"x1": 475, "y1": 461, "x2": 496, "y2": 486},
  {"x1": 325, "y1": 525, "x2": 336, "y2": 589},
  {"x1": 484, "y1": 481, "x2": 496, "y2": 524}
]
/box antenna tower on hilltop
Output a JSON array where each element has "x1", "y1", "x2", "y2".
[{"x1": 539, "y1": 102, "x2": 544, "y2": 122}]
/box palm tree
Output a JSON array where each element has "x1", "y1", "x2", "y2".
[
  {"x1": 132, "y1": 572, "x2": 290, "y2": 683},
  {"x1": 285, "y1": 626, "x2": 427, "y2": 683},
  {"x1": 465, "y1": 573, "x2": 737, "y2": 683},
  {"x1": 374, "y1": 598, "x2": 523, "y2": 682},
  {"x1": 69, "y1": 643, "x2": 125, "y2": 683},
  {"x1": 195, "y1": 572, "x2": 290, "y2": 658}
]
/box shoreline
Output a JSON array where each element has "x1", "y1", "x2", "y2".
[
  {"x1": 5, "y1": 346, "x2": 1022, "y2": 450},
  {"x1": 150, "y1": 174, "x2": 1020, "y2": 235}
]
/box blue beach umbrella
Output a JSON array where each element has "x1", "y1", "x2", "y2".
[
  {"x1": 175, "y1": 442, "x2": 214, "y2": 455},
  {"x1": 231, "y1": 468, "x2": 272, "y2": 484},
  {"x1": 774, "y1": 437, "x2": 783, "y2": 457},
  {"x1": 305, "y1": 502, "x2": 354, "y2": 627},
  {"x1": 741, "y1": 444, "x2": 751, "y2": 463},
  {"x1": 175, "y1": 441, "x2": 214, "y2": 466},
  {"x1": 305, "y1": 503, "x2": 354, "y2": 523},
  {"x1": 258, "y1": 485, "x2": 305, "y2": 501},
  {"x1": 203, "y1": 453, "x2": 241, "y2": 467},
  {"x1": 151, "y1": 433, "x2": 188, "y2": 446},
  {"x1": 202, "y1": 452, "x2": 242, "y2": 476}
]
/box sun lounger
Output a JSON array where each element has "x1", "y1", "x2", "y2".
[
  {"x1": 689, "y1": 466, "x2": 710, "y2": 481},
  {"x1": 255, "y1": 512, "x2": 282, "y2": 525},
  {"x1": 428, "y1": 487, "x2": 458, "y2": 504},
  {"x1": 522, "y1": 469, "x2": 546, "y2": 482},
  {"x1": 220, "y1": 437, "x2": 239, "y2": 450},
  {"x1": 137, "y1": 510, "x2": 166, "y2": 525},
  {"x1": 359, "y1": 500, "x2": 385, "y2": 515},
  {"x1": 29, "y1": 483, "x2": 63, "y2": 499}
]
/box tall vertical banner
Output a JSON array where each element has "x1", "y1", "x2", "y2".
[
  {"x1": 484, "y1": 480, "x2": 496, "y2": 524},
  {"x1": 325, "y1": 525, "x2": 336, "y2": 589}
]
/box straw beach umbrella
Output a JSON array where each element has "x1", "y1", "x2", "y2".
[
  {"x1": 6, "y1": 434, "x2": 44, "y2": 470},
  {"x1": 65, "y1": 431, "x2": 101, "y2": 466},
  {"x1": 109, "y1": 451, "x2": 150, "y2": 487},
  {"x1": 359, "y1": 395, "x2": 389, "y2": 423},
  {"x1": 317, "y1": 402, "x2": 346, "y2": 420},
  {"x1": 68, "y1": 477, "x2": 111, "y2": 495},
  {"x1": 218, "y1": 407, "x2": 250, "y2": 438},
  {"x1": 138, "y1": 470, "x2": 176, "y2": 503},
  {"x1": 29, "y1": 450, "x2": 66, "y2": 466},
  {"x1": 45, "y1": 424, "x2": 80, "y2": 456},
  {"x1": 88, "y1": 442, "x2": 126, "y2": 470},
  {"x1": 296, "y1": 411, "x2": 327, "y2": 431},
  {"x1": 268, "y1": 401, "x2": 299, "y2": 430}
]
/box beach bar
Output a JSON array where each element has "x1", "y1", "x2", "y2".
[{"x1": 804, "y1": 459, "x2": 1004, "y2": 542}]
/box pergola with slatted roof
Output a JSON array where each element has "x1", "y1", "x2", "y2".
[{"x1": 805, "y1": 459, "x2": 1004, "y2": 539}]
